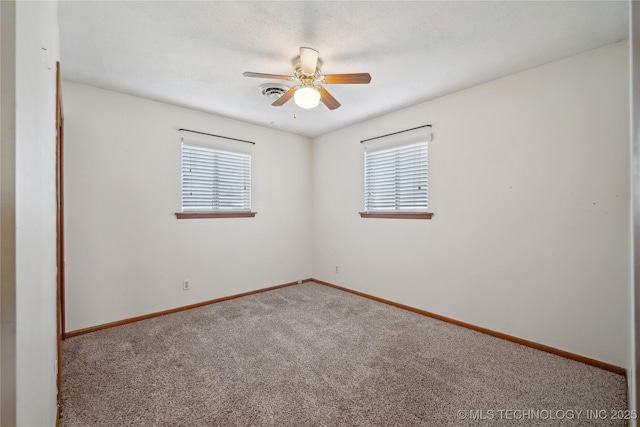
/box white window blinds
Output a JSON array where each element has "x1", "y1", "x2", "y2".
[
  {"x1": 364, "y1": 140, "x2": 428, "y2": 212},
  {"x1": 181, "y1": 143, "x2": 251, "y2": 212}
]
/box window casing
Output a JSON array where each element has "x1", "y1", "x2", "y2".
[
  {"x1": 181, "y1": 143, "x2": 251, "y2": 213},
  {"x1": 363, "y1": 141, "x2": 428, "y2": 214}
]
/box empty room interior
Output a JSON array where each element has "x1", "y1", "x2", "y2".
[{"x1": 3, "y1": 1, "x2": 640, "y2": 426}]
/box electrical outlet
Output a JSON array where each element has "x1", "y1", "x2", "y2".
[
  {"x1": 335, "y1": 265, "x2": 339, "y2": 273},
  {"x1": 297, "y1": 280, "x2": 302, "y2": 284},
  {"x1": 183, "y1": 280, "x2": 190, "y2": 291}
]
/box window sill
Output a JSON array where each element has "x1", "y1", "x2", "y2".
[
  {"x1": 359, "y1": 212, "x2": 433, "y2": 219},
  {"x1": 175, "y1": 211, "x2": 257, "y2": 219}
]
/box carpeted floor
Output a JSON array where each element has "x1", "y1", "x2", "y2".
[{"x1": 61, "y1": 282, "x2": 627, "y2": 426}]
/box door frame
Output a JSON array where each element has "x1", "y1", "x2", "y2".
[{"x1": 55, "y1": 60, "x2": 65, "y2": 423}]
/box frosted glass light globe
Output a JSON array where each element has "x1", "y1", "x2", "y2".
[{"x1": 294, "y1": 87, "x2": 320, "y2": 109}]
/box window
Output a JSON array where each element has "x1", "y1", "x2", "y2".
[
  {"x1": 361, "y1": 131, "x2": 432, "y2": 219},
  {"x1": 177, "y1": 143, "x2": 255, "y2": 219}
]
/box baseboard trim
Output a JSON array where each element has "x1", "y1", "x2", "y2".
[
  {"x1": 64, "y1": 279, "x2": 313, "y2": 339},
  {"x1": 311, "y1": 278, "x2": 626, "y2": 376}
]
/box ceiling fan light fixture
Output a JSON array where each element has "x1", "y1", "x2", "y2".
[
  {"x1": 243, "y1": 46, "x2": 371, "y2": 111},
  {"x1": 294, "y1": 87, "x2": 320, "y2": 109}
]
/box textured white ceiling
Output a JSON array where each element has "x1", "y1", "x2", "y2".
[{"x1": 58, "y1": 1, "x2": 628, "y2": 138}]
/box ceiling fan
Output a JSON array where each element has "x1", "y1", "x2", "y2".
[{"x1": 243, "y1": 47, "x2": 371, "y2": 110}]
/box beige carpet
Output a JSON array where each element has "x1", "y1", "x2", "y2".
[{"x1": 61, "y1": 282, "x2": 627, "y2": 426}]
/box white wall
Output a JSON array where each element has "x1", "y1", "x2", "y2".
[
  {"x1": 63, "y1": 82, "x2": 313, "y2": 332},
  {"x1": 14, "y1": 1, "x2": 60, "y2": 426},
  {"x1": 313, "y1": 42, "x2": 630, "y2": 367}
]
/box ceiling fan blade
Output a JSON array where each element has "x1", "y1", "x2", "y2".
[
  {"x1": 300, "y1": 47, "x2": 319, "y2": 73},
  {"x1": 323, "y1": 73, "x2": 372, "y2": 84},
  {"x1": 243, "y1": 72, "x2": 293, "y2": 81},
  {"x1": 317, "y1": 86, "x2": 341, "y2": 110},
  {"x1": 271, "y1": 87, "x2": 296, "y2": 107}
]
